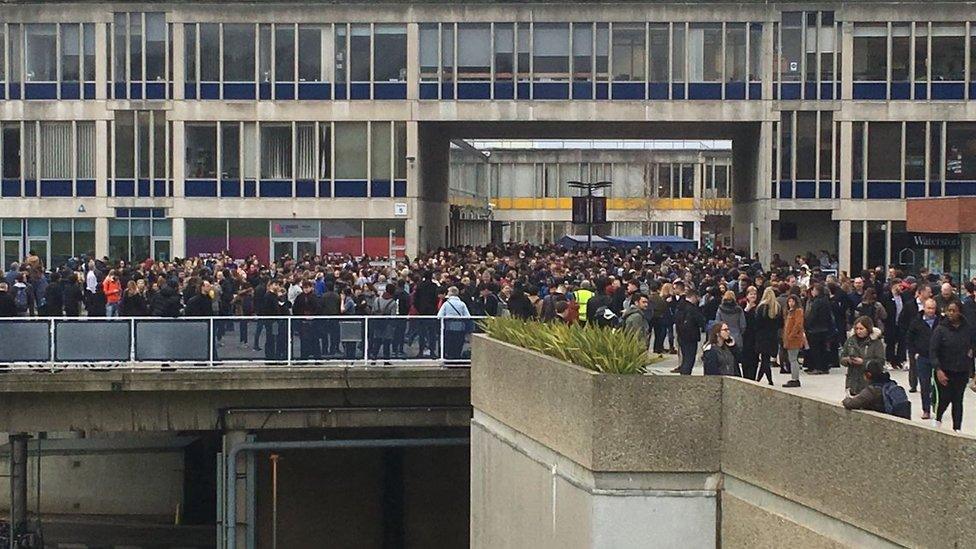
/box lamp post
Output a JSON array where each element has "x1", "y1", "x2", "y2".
[{"x1": 568, "y1": 180, "x2": 612, "y2": 249}]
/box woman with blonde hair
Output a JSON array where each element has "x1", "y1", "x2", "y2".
[
  {"x1": 754, "y1": 287, "x2": 783, "y2": 385},
  {"x1": 715, "y1": 290, "x2": 746, "y2": 347}
]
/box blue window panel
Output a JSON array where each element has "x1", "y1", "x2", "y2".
[
  {"x1": 394, "y1": 180, "x2": 407, "y2": 197},
  {"x1": 334, "y1": 180, "x2": 368, "y2": 197},
  {"x1": 243, "y1": 180, "x2": 257, "y2": 197},
  {"x1": 458, "y1": 82, "x2": 491, "y2": 100},
  {"x1": 23, "y1": 180, "x2": 36, "y2": 196},
  {"x1": 913, "y1": 84, "x2": 928, "y2": 100},
  {"x1": 818, "y1": 182, "x2": 833, "y2": 199},
  {"x1": 867, "y1": 181, "x2": 902, "y2": 199},
  {"x1": 778, "y1": 181, "x2": 793, "y2": 199},
  {"x1": 146, "y1": 82, "x2": 166, "y2": 99},
  {"x1": 76, "y1": 179, "x2": 95, "y2": 197},
  {"x1": 40, "y1": 180, "x2": 72, "y2": 197},
  {"x1": 516, "y1": 82, "x2": 531, "y2": 100},
  {"x1": 128, "y1": 83, "x2": 143, "y2": 100},
  {"x1": 420, "y1": 83, "x2": 439, "y2": 100},
  {"x1": 259, "y1": 82, "x2": 272, "y2": 100},
  {"x1": 130, "y1": 208, "x2": 151, "y2": 218},
  {"x1": 349, "y1": 83, "x2": 370, "y2": 100},
  {"x1": 929, "y1": 181, "x2": 942, "y2": 197},
  {"x1": 932, "y1": 82, "x2": 965, "y2": 100},
  {"x1": 185, "y1": 179, "x2": 217, "y2": 197},
  {"x1": 0, "y1": 87, "x2": 4, "y2": 100},
  {"x1": 223, "y1": 83, "x2": 254, "y2": 100},
  {"x1": 373, "y1": 82, "x2": 406, "y2": 100},
  {"x1": 795, "y1": 181, "x2": 816, "y2": 199},
  {"x1": 152, "y1": 180, "x2": 168, "y2": 197},
  {"x1": 671, "y1": 84, "x2": 685, "y2": 100},
  {"x1": 8, "y1": 83, "x2": 21, "y2": 100},
  {"x1": 334, "y1": 84, "x2": 348, "y2": 100},
  {"x1": 945, "y1": 181, "x2": 976, "y2": 196},
  {"x1": 60, "y1": 82, "x2": 81, "y2": 100},
  {"x1": 853, "y1": 82, "x2": 886, "y2": 100},
  {"x1": 260, "y1": 180, "x2": 292, "y2": 197},
  {"x1": 906, "y1": 181, "x2": 925, "y2": 198},
  {"x1": 495, "y1": 82, "x2": 515, "y2": 99},
  {"x1": 137, "y1": 179, "x2": 151, "y2": 197},
  {"x1": 648, "y1": 82, "x2": 668, "y2": 100},
  {"x1": 200, "y1": 83, "x2": 220, "y2": 100},
  {"x1": 1, "y1": 180, "x2": 20, "y2": 197},
  {"x1": 25, "y1": 83, "x2": 57, "y2": 100},
  {"x1": 779, "y1": 83, "x2": 801, "y2": 100},
  {"x1": 115, "y1": 208, "x2": 130, "y2": 218},
  {"x1": 296, "y1": 180, "x2": 315, "y2": 197},
  {"x1": 890, "y1": 82, "x2": 910, "y2": 100},
  {"x1": 317, "y1": 180, "x2": 331, "y2": 198},
  {"x1": 748, "y1": 83, "x2": 762, "y2": 99},
  {"x1": 803, "y1": 82, "x2": 818, "y2": 100},
  {"x1": 819, "y1": 82, "x2": 834, "y2": 100},
  {"x1": 852, "y1": 181, "x2": 865, "y2": 199},
  {"x1": 220, "y1": 179, "x2": 241, "y2": 197},
  {"x1": 612, "y1": 82, "x2": 645, "y2": 100},
  {"x1": 970, "y1": 84, "x2": 976, "y2": 101},
  {"x1": 533, "y1": 82, "x2": 569, "y2": 100},
  {"x1": 299, "y1": 82, "x2": 332, "y2": 100},
  {"x1": 689, "y1": 83, "x2": 722, "y2": 100},
  {"x1": 113, "y1": 179, "x2": 135, "y2": 197},
  {"x1": 725, "y1": 82, "x2": 746, "y2": 100},
  {"x1": 184, "y1": 83, "x2": 197, "y2": 100},
  {"x1": 370, "y1": 180, "x2": 392, "y2": 197}
]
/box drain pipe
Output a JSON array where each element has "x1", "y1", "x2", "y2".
[{"x1": 224, "y1": 437, "x2": 469, "y2": 549}]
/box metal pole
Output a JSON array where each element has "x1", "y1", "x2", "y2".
[
  {"x1": 587, "y1": 183, "x2": 593, "y2": 249},
  {"x1": 270, "y1": 453, "x2": 279, "y2": 549}
]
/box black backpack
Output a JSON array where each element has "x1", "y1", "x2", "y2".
[{"x1": 881, "y1": 380, "x2": 912, "y2": 420}]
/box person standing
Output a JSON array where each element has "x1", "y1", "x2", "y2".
[
  {"x1": 702, "y1": 323, "x2": 741, "y2": 376},
  {"x1": 781, "y1": 294, "x2": 806, "y2": 388},
  {"x1": 803, "y1": 283, "x2": 833, "y2": 375},
  {"x1": 674, "y1": 290, "x2": 706, "y2": 375},
  {"x1": 906, "y1": 298, "x2": 940, "y2": 420},
  {"x1": 62, "y1": 273, "x2": 84, "y2": 317},
  {"x1": 103, "y1": 270, "x2": 122, "y2": 317},
  {"x1": 715, "y1": 290, "x2": 746, "y2": 348},
  {"x1": 840, "y1": 316, "x2": 885, "y2": 397},
  {"x1": 930, "y1": 302, "x2": 973, "y2": 432},
  {"x1": 754, "y1": 287, "x2": 783, "y2": 386},
  {"x1": 437, "y1": 286, "x2": 471, "y2": 362},
  {"x1": 621, "y1": 292, "x2": 650, "y2": 343}
]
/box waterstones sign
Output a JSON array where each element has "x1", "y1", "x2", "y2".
[{"x1": 892, "y1": 232, "x2": 961, "y2": 250}]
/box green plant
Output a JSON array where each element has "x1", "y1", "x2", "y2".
[{"x1": 480, "y1": 317, "x2": 658, "y2": 374}]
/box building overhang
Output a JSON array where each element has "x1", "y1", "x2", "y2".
[{"x1": 906, "y1": 197, "x2": 976, "y2": 234}]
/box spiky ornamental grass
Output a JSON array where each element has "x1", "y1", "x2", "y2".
[{"x1": 480, "y1": 317, "x2": 658, "y2": 374}]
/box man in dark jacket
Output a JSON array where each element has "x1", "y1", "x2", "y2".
[
  {"x1": 150, "y1": 281, "x2": 183, "y2": 317},
  {"x1": 0, "y1": 283, "x2": 17, "y2": 317},
  {"x1": 62, "y1": 273, "x2": 84, "y2": 317},
  {"x1": 674, "y1": 290, "x2": 707, "y2": 375},
  {"x1": 320, "y1": 284, "x2": 342, "y2": 356},
  {"x1": 184, "y1": 281, "x2": 214, "y2": 317},
  {"x1": 413, "y1": 273, "x2": 440, "y2": 358},
  {"x1": 292, "y1": 281, "x2": 322, "y2": 359},
  {"x1": 842, "y1": 359, "x2": 889, "y2": 413},
  {"x1": 881, "y1": 280, "x2": 907, "y2": 370},
  {"x1": 905, "y1": 298, "x2": 940, "y2": 419},
  {"x1": 930, "y1": 302, "x2": 974, "y2": 431},
  {"x1": 803, "y1": 283, "x2": 833, "y2": 374}
]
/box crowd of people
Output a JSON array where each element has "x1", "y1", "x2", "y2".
[{"x1": 1, "y1": 243, "x2": 974, "y2": 430}]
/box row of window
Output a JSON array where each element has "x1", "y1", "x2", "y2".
[
  {"x1": 454, "y1": 159, "x2": 731, "y2": 200},
  {"x1": 0, "y1": 218, "x2": 95, "y2": 270},
  {"x1": 0, "y1": 121, "x2": 97, "y2": 198}
]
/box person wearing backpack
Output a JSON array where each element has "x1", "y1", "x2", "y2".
[
  {"x1": 842, "y1": 359, "x2": 911, "y2": 420},
  {"x1": 11, "y1": 274, "x2": 35, "y2": 317},
  {"x1": 0, "y1": 282, "x2": 18, "y2": 317},
  {"x1": 930, "y1": 301, "x2": 974, "y2": 432}
]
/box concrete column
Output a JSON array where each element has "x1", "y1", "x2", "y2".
[
  {"x1": 94, "y1": 216, "x2": 109, "y2": 259},
  {"x1": 841, "y1": 22, "x2": 853, "y2": 101},
  {"x1": 173, "y1": 121, "x2": 186, "y2": 198},
  {"x1": 95, "y1": 22, "x2": 107, "y2": 100},
  {"x1": 9, "y1": 433, "x2": 29, "y2": 537},
  {"x1": 96, "y1": 120, "x2": 109, "y2": 198},
  {"x1": 693, "y1": 220, "x2": 702, "y2": 245},
  {"x1": 838, "y1": 219, "x2": 852, "y2": 276},
  {"x1": 839, "y1": 121, "x2": 852, "y2": 199},
  {"x1": 171, "y1": 217, "x2": 186, "y2": 258},
  {"x1": 754, "y1": 216, "x2": 772, "y2": 266},
  {"x1": 405, "y1": 121, "x2": 420, "y2": 257},
  {"x1": 406, "y1": 23, "x2": 419, "y2": 101},
  {"x1": 172, "y1": 21, "x2": 185, "y2": 101}
]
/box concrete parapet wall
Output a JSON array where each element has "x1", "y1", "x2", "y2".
[{"x1": 471, "y1": 335, "x2": 976, "y2": 548}]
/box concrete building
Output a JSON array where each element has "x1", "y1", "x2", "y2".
[
  {"x1": 2, "y1": 1, "x2": 976, "y2": 273},
  {"x1": 449, "y1": 139, "x2": 732, "y2": 247}
]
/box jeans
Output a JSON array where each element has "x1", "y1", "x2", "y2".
[
  {"x1": 678, "y1": 339, "x2": 699, "y2": 375},
  {"x1": 908, "y1": 352, "x2": 918, "y2": 391},
  {"x1": 652, "y1": 320, "x2": 669, "y2": 353},
  {"x1": 805, "y1": 332, "x2": 828, "y2": 372},
  {"x1": 105, "y1": 302, "x2": 119, "y2": 317},
  {"x1": 935, "y1": 369, "x2": 968, "y2": 430},
  {"x1": 916, "y1": 356, "x2": 934, "y2": 414},
  {"x1": 787, "y1": 349, "x2": 801, "y2": 381}
]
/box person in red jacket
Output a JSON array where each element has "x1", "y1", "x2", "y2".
[{"x1": 102, "y1": 270, "x2": 122, "y2": 317}]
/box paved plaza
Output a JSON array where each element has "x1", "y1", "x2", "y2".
[{"x1": 648, "y1": 355, "x2": 976, "y2": 437}]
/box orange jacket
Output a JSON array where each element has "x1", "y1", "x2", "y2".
[
  {"x1": 782, "y1": 308, "x2": 807, "y2": 350},
  {"x1": 103, "y1": 278, "x2": 122, "y2": 304}
]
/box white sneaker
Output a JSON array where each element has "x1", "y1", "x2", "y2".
[{"x1": 930, "y1": 419, "x2": 942, "y2": 428}]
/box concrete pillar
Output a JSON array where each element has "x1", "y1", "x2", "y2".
[
  {"x1": 693, "y1": 221, "x2": 702, "y2": 245},
  {"x1": 9, "y1": 433, "x2": 29, "y2": 537},
  {"x1": 842, "y1": 22, "x2": 853, "y2": 101},
  {"x1": 222, "y1": 430, "x2": 249, "y2": 549},
  {"x1": 839, "y1": 121, "x2": 852, "y2": 199},
  {"x1": 95, "y1": 22, "x2": 107, "y2": 100},
  {"x1": 172, "y1": 21, "x2": 185, "y2": 101},
  {"x1": 173, "y1": 121, "x2": 186, "y2": 198},
  {"x1": 172, "y1": 217, "x2": 186, "y2": 258},
  {"x1": 838, "y1": 219, "x2": 852, "y2": 276},
  {"x1": 405, "y1": 121, "x2": 420, "y2": 257},
  {"x1": 94, "y1": 216, "x2": 109, "y2": 259},
  {"x1": 406, "y1": 23, "x2": 419, "y2": 101}
]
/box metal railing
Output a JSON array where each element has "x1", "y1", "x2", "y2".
[{"x1": 0, "y1": 315, "x2": 485, "y2": 369}]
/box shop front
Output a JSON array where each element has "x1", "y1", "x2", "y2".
[{"x1": 906, "y1": 197, "x2": 976, "y2": 284}]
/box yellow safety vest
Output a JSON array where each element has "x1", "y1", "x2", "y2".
[{"x1": 576, "y1": 289, "x2": 594, "y2": 320}]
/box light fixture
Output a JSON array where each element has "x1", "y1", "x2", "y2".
[{"x1": 77, "y1": 204, "x2": 86, "y2": 213}]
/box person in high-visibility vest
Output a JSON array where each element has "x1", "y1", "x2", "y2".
[{"x1": 575, "y1": 280, "x2": 595, "y2": 326}]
